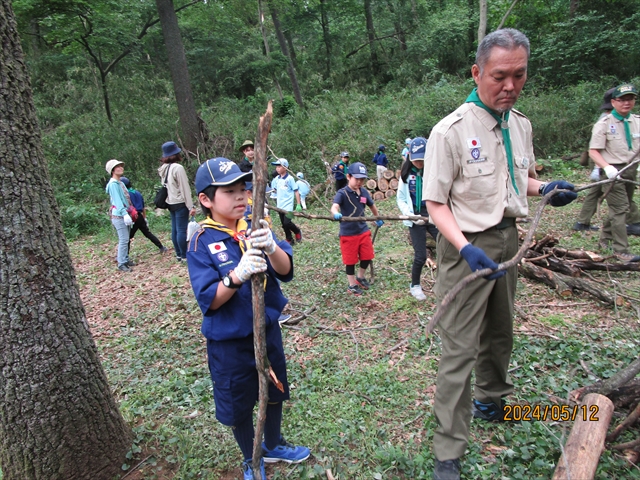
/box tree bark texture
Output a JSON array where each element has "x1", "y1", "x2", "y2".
[
  {"x1": 268, "y1": 2, "x2": 304, "y2": 108},
  {"x1": 552, "y1": 394, "x2": 614, "y2": 480},
  {"x1": 477, "y1": 0, "x2": 487, "y2": 44},
  {"x1": 319, "y1": 0, "x2": 331, "y2": 79},
  {"x1": 155, "y1": 0, "x2": 200, "y2": 155},
  {"x1": 0, "y1": 2, "x2": 133, "y2": 479},
  {"x1": 257, "y1": 0, "x2": 283, "y2": 100}
]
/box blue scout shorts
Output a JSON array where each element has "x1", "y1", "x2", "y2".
[{"x1": 206, "y1": 324, "x2": 290, "y2": 426}]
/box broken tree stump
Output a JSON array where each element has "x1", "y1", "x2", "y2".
[{"x1": 551, "y1": 393, "x2": 615, "y2": 480}]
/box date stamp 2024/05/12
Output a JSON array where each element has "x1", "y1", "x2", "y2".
[{"x1": 503, "y1": 404, "x2": 600, "y2": 422}]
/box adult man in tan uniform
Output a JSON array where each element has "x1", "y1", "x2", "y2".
[
  {"x1": 423, "y1": 29, "x2": 577, "y2": 480},
  {"x1": 590, "y1": 84, "x2": 640, "y2": 262}
]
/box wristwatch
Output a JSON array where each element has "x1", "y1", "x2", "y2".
[{"x1": 222, "y1": 271, "x2": 242, "y2": 289}]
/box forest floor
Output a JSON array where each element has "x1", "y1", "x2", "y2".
[{"x1": 70, "y1": 165, "x2": 640, "y2": 479}]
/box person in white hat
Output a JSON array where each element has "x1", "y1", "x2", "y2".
[{"x1": 105, "y1": 159, "x2": 135, "y2": 272}]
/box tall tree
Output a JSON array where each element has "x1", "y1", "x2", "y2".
[
  {"x1": 364, "y1": 0, "x2": 380, "y2": 75},
  {"x1": 267, "y1": 0, "x2": 303, "y2": 107},
  {"x1": 318, "y1": 0, "x2": 331, "y2": 79},
  {"x1": 155, "y1": 0, "x2": 200, "y2": 155},
  {"x1": 478, "y1": 0, "x2": 487, "y2": 43},
  {"x1": 0, "y1": 1, "x2": 133, "y2": 478}
]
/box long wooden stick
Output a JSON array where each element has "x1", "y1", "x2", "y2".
[{"x1": 251, "y1": 101, "x2": 273, "y2": 480}]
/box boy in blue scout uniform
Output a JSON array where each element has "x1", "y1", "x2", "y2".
[
  {"x1": 331, "y1": 162, "x2": 384, "y2": 295},
  {"x1": 372, "y1": 145, "x2": 389, "y2": 180},
  {"x1": 187, "y1": 158, "x2": 310, "y2": 480},
  {"x1": 332, "y1": 151, "x2": 350, "y2": 190}
]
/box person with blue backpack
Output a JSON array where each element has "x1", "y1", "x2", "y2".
[{"x1": 120, "y1": 176, "x2": 168, "y2": 256}]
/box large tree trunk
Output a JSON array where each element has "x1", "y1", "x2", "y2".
[
  {"x1": 258, "y1": 0, "x2": 283, "y2": 99},
  {"x1": 364, "y1": 0, "x2": 380, "y2": 75},
  {"x1": 0, "y1": 2, "x2": 133, "y2": 479},
  {"x1": 155, "y1": 0, "x2": 200, "y2": 155},
  {"x1": 478, "y1": 0, "x2": 487, "y2": 44},
  {"x1": 268, "y1": 1, "x2": 304, "y2": 108},
  {"x1": 319, "y1": 0, "x2": 331, "y2": 79}
]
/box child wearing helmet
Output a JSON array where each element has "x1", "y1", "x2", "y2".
[
  {"x1": 372, "y1": 144, "x2": 388, "y2": 181},
  {"x1": 187, "y1": 158, "x2": 310, "y2": 480}
]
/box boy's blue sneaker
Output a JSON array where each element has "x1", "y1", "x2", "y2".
[
  {"x1": 355, "y1": 277, "x2": 370, "y2": 289},
  {"x1": 472, "y1": 398, "x2": 506, "y2": 422},
  {"x1": 242, "y1": 458, "x2": 266, "y2": 480},
  {"x1": 262, "y1": 437, "x2": 310, "y2": 464}
]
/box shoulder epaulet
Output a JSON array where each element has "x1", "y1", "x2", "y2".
[{"x1": 510, "y1": 108, "x2": 528, "y2": 119}]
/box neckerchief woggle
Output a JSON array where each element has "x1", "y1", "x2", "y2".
[
  {"x1": 465, "y1": 88, "x2": 519, "y2": 195},
  {"x1": 411, "y1": 166, "x2": 423, "y2": 212},
  {"x1": 611, "y1": 109, "x2": 633, "y2": 151},
  {"x1": 200, "y1": 217, "x2": 249, "y2": 253}
]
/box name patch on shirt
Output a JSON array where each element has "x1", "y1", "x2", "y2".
[
  {"x1": 467, "y1": 157, "x2": 487, "y2": 164},
  {"x1": 208, "y1": 241, "x2": 227, "y2": 255}
]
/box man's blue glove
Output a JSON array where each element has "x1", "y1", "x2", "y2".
[
  {"x1": 459, "y1": 243, "x2": 506, "y2": 280},
  {"x1": 333, "y1": 212, "x2": 342, "y2": 220},
  {"x1": 542, "y1": 180, "x2": 578, "y2": 207},
  {"x1": 375, "y1": 220, "x2": 384, "y2": 227}
]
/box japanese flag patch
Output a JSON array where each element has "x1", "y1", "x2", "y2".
[
  {"x1": 208, "y1": 241, "x2": 227, "y2": 255},
  {"x1": 467, "y1": 137, "x2": 482, "y2": 149}
]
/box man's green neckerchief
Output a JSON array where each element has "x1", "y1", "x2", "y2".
[
  {"x1": 411, "y1": 165, "x2": 423, "y2": 212},
  {"x1": 611, "y1": 109, "x2": 633, "y2": 151},
  {"x1": 465, "y1": 88, "x2": 519, "y2": 195}
]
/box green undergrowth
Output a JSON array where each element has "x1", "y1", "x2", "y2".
[{"x1": 70, "y1": 189, "x2": 640, "y2": 479}]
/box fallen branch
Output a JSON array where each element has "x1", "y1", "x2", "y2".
[
  {"x1": 606, "y1": 401, "x2": 640, "y2": 443},
  {"x1": 572, "y1": 356, "x2": 640, "y2": 401},
  {"x1": 610, "y1": 438, "x2": 640, "y2": 451}
]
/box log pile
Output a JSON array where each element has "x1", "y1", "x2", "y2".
[{"x1": 367, "y1": 169, "x2": 402, "y2": 201}]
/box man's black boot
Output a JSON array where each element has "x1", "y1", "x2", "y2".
[{"x1": 433, "y1": 458, "x2": 460, "y2": 480}]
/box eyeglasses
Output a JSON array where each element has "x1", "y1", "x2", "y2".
[{"x1": 613, "y1": 96, "x2": 636, "y2": 103}]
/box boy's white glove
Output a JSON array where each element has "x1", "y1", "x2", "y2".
[
  {"x1": 589, "y1": 167, "x2": 601, "y2": 182},
  {"x1": 604, "y1": 165, "x2": 618, "y2": 179},
  {"x1": 249, "y1": 219, "x2": 277, "y2": 255},
  {"x1": 235, "y1": 248, "x2": 267, "y2": 283},
  {"x1": 123, "y1": 214, "x2": 133, "y2": 226}
]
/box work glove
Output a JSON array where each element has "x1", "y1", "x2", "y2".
[
  {"x1": 589, "y1": 167, "x2": 601, "y2": 182},
  {"x1": 123, "y1": 214, "x2": 133, "y2": 226},
  {"x1": 295, "y1": 204, "x2": 302, "y2": 212},
  {"x1": 413, "y1": 219, "x2": 426, "y2": 226},
  {"x1": 459, "y1": 243, "x2": 506, "y2": 280},
  {"x1": 249, "y1": 219, "x2": 277, "y2": 255},
  {"x1": 333, "y1": 212, "x2": 343, "y2": 221},
  {"x1": 604, "y1": 165, "x2": 619, "y2": 179},
  {"x1": 375, "y1": 220, "x2": 384, "y2": 227},
  {"x1": 235, "y1": 248, "x2": 268, "y2": 283},
  {"x1": 542, "y1": 180, "x2": 578, "y2": 207}
]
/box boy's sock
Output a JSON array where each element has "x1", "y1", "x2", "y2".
[
  {"x1": 232, "y1": 415, "x2": 255, "y2": 460},
  {"x1": 263, "y1": 402, "x2": 283, "y2": 450}
]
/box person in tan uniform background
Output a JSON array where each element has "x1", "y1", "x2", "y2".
[
  {"x1": 589, "y1": 84, "x2": 640, "y2": 262},
  {"x1": 423, "y1": 29, "x2": 577, "y2": 480}
]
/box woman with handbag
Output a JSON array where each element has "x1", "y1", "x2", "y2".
[
  {"x1": 158, "y1": 141, "x2": 196, "y2": 262},
  {"x1": 105, "y1": 159, "x2": 135, "y2": 272}
]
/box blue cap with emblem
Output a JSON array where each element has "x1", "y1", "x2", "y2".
[
  {"x1": 409, "y1": 137, "x2": 428, "y2": 162},
  {"x1": 347, "y1": 162, "x2": 368, "y2": 178},
  {"x1": 195, "y1": 157, "x2": 252, "y2": 194}
]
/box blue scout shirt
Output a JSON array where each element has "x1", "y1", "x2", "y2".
[
  {"x1": 187, "y1": 221, "x2": 293, "y2": 341},
  {"x1": 332, "y1": 160, "x2": 348, "y2": 181},
  {"x1": 373, "y1": 152, "x2": 388, "y2": 167},
  {"x1": 333, "y1": 186, "x2": 374, "y2": 237},
  {"x1": 272, "y1": 173, "x2": 298, "y2": 211}
]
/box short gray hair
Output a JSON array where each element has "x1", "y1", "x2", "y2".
[{"x1": 476, "y1": 29, "x2": 530, "y2": 73}]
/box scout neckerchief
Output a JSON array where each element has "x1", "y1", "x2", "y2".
[
  {"x1": 200, "y1": 217, "x2": 249, "y2": 253},
  {"x1": 466, "y1": 88, "x2": 519, "y2": 195},
  {"x1": 410, "y1": 165, "x2": 423, "y2": 213},
  {"x1": 611, "y1": 109, "x2": 633, "y2": 151}
]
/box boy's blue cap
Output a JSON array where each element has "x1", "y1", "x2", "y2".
[
  {"x1": 120, "y1": 176, "x2": 131, "y2": 188},
  {"x1": 195, "y1": 157, "x2": 252, "y2": 194},
  {"x1": 409, "y1": 137, "x2": 428, "y2": 161},
  {"x1": 348, "y1": 162, "x2": 368, "y2": 178},
  {"x1": 162, "y1": 141, "x2": 181, "y2": 158},
  {"x1": 340, "y1": 151, "x2": 350, "y2": 158},
  {"x1": 378, "y1": 145, "x2": 385, "y2": 151},
  {"x1": 271, "y1": 158, "x2": 289, "y2": 168}
]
